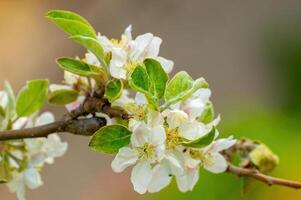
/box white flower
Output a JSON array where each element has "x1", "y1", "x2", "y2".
[
  {"x1": 196, "y1": 136, "x2": 236, "y2": 173},
  {"x1": 171, "y1": 88, "x2": 211, "y2": 120},
  {"x1": 111, "y1": 111, "x2": 168, "y2": 194},
  {"x1": 0, "y1": 90, "x2": 8, "y2": 108},
  {"x1": 96, "y1": 25, "x2": 173, "y2": 79}
]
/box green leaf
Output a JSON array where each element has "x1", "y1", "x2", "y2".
[
  {"x1": 198, "y1": 101, "x2": 214, "y2": 124},
  {"x1": 105, "y1": 79, "x2": 123, "y2": 102},
  {"x1": 4, "y1": 81, "x2": 15, "y2": 119},
  {"x1": 16, "y1": 79, "x2": 49, "y2": 117},
  {"x1": 57, "y1": 57, "x2": 99, "y2": 77},
  {"x1": 164, "y1": 71, "x2": 194, "y2": 101},
  {"x1": 144, "y1": 58, "x2": 169, "y2": 98},
  {"x1": 0, "y1": 153, "x2": 12, "y2": 183},
  {"x1": 89, "y1": 125, "x2": 132, "y2": 154},
  {"x1": 181, "y1": 127, "x2": 215, "y2": 148},
  {"x1": 48, "y1": 89, "x2": 79, "y2": 105},
  {"x1": 47, "y1": 10, "x2": 96, "y2": 38},
  {"x1": 161, "y1": 72, "x2": 208, "y2": 111},
  {"x1": 70, "y1": 35, "x2": 107, "y2": 71}
]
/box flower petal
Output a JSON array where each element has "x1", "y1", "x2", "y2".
[
  {"x1": 166, "y1": 110, "x2": 189, "y2": 129},
  {"x1": 131, "y1": 33, "x2": 153, "y2": 60},
  {"x1": 24, "y1": 168, "x2": 43, "y2": 189},
  {"x1": 149, "y1": 126, "x2": 166, "y2": 146},
  {"x1": 203, "y1": 153, "x2": 228, "y2": 173},
  {"x1": 131, "y1": 160, "x2": 152, "y2": 194},
  {"x1": 211, "y1": 136, "x2": 236, "y2": 153},
  {"x1": 131, "y1": 122, "x2": 149, "y2": 147},
  {"x1": 148, "y1": 162, "x2": 172, "y2": 193},
  {"x1": 111, "y1": 147, "x2": 138, "y2": 173},
  {"x1": 109, "y1": 47, "x2": 127, "y2": 79},
  {"x1": 134, "y1": 92, "x2": 147, "y2": 106},
  {"x1": 156, "y1": 56, "x2": 174, "y2": 73},
  {"x1": 146, "y1": 36, "x2": 162, "y2": 57},
  {"x1": 176, "y1": 167, "x2": 199, "y2": 192}
]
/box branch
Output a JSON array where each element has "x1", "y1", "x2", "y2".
[
  {"x1": 227, "y1": 163, "x2": 301, "y2": 189},
  {"x1": 0, "y1": 117, "x2": 106, "y2": 140}
]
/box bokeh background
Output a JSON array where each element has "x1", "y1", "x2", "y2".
[{"x1": 0, "y1": 0, "x2": 301, "y2": 199}]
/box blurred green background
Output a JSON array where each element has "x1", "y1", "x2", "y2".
[{"x1": 0, "y1": 0, "x2": 301, "y2": 199}]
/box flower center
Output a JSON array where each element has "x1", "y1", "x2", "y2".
[
  {"x1": 125, "y1": 103, "x2": 146, "y2": 121},
  {"x1": 189, "y1": 149, "x2": 213, "y2": 166},
  {"x1": 137, "y1": 143, "x2": 155, "y2": 159},
  {"x1": 166, "y1": 128, "x2": 180, "y2": 150}
]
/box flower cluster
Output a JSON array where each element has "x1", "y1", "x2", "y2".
[{"x1": 0, "y1": 88, "x2": 67, "y2": 200}]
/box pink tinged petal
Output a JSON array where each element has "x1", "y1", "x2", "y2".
[
  {"x1": 204, "y1": 153, "x2": 228, "y2": 174},
  {"x1": 111, "y1": 147, "x2": 138, "y2": 173},
  {"x1": 211, "y1": 136, "x2": 236, "y2": 153},
  {"x1": 145, "y1": 36, "x2": 162, "y2": 57},
  {"x1": 131, "y1": 160, "x2": 152, "y2": 194},
  {"x1": 176, "y1": 167, "x2": 199, "y2": 192},
  {"x1": 131, "y1": 122, "x2": 150, "y2": 147},
  {"x1": 148, "y1": 162, "x2": 172, "y2": 193},
  {"x1": 149, "y1": 126, "x2": 166, "y2": 146},
  {"x1": 24, "y1": 168, "x2": 43, "y2": 189},
  {"x1": 156, "y1": 56, "x2": 174, "y2": 73},
  {"x1": 66, "y1": 96, "x2": 85, "y2": 112}
]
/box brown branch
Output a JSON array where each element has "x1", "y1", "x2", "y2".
[
  {"x1": 0, "y1": 117, "x2": 106, "y2": 141},
  {"x1": 227, "y1": 163, "x2": 301, "y2": 189}
]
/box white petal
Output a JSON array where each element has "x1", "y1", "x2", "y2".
[
  {"x1": 149, "y1": 126, "x2": 166, "y2": 146},
  {"x1": 35, "y1": 112, "x2": 55, "y2": 126},
  {"x1": 64, "y1": 71, "x2": 79, "y2": 85},
  {"x1": 166, "y1": 110, "x2": 189, "y2": 129},
  {"x1": 146, "y1": 36, "x2": 162, "y2": 57},
  {"x1": 123, "y1": 24, "x2": 132, "y2": 42},
  {"x1": 43, "y1": 134, "x2": 68, "y2": 161},
  {"x1": 85, "y1": 52, "x2": 100, "y2": 66},
  {"x1": 165, "y1": 150, "x2": 185, "y2": 175},
  {"x1": 147, "y1": 110, "x2": 164, "y2": 127},
  {"x1": 210, "y1": 136, "x2": 236, "y2": 153},
  {"x1": 24, "y1": 168, "x2": 43, "y2": 189},
  {"x1": 179, "y1": 121, "x2": 204, "y2": 140},
  {"x1": 97, "y1": 34, "x2": 113, "y2": 52},
  {"x1": 131, "y1": 122, "x2": 149, "y2": 147},
  {"x1": 49, "y1": 84, "x2": 71, "y2": 92},
  {"x1": 13, "y1": 117, "x2": 28, "y2": 130},
  {"x1": 0, "y1": 91, "x2": 8, "y2": 108},
  {"x1": 131, "y1": 33, "x2": 153, "y2": 60},
  {"x1": 176, "y1": 167, "x2": 199, "y2": 192},
  {"x1": 111, "y1": 147, "x2": 138, "y2": 173},
  {"x1": 112, "y1": 90, "x2": 133, "y2": 107},
  {"x1": 148, "y1": 162, "x2": 172, "y2": 193},
  {"x1": 134, "y1": 92, "x2": 147, "y2": 106},
  {"x1": 131, "y1": 160, "x2": 152, "y2": 194},
  {"x1": 156, "y1": 56, "x2": 174, "y2": 73},
  {"x1": 204, "y1": 153, "x2": 228, "y2": 173},
  {"x1": 110, "y1": 47, "x2": 127, "y2": 79}
]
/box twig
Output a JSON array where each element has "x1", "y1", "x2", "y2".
[
  {"x1": 0, "y1": 117, "x2": 106, "y2": 140},
  {"x1": 227, "y1": 163, "x2": 301, "y2": 189}
]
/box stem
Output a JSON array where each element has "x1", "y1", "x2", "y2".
[
  {"x1": 0, "y1": 117, "x2": 106, "y2": 140},
  {"x1": 227, "y1": 163, "x2": 301, "y2": 189}
]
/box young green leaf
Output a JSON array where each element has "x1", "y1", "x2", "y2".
[
  {"x1": 129, "y1": 66, "x2": 158, "y2": 108},
  {"x1": 47, "y1": 10, "x2": 96, "y2": 38},
  {"x1": 144, "y1": 58, "x2": 169, "y2": 98},
  {"x1": 164, "y1": 71, "x2": 194, "y2": 102},
  {"x1": 57, "y1": 57, "x2": 99, "y2": 77},
  {"x1": 70, "y1": 35, "x2": 107, "y2": 70},
  {"x1": 198, "y1": 101, "x2": 214, "y2": 124},
  {"x1": 4, "y1": 81, "x2": 15, "y2": 118},
  {"x1": 105, "y1": 79, "x2": 123, "y2": 102},
  {"x1": 16, "y1": 79, "x2": 49, "y2": 117},
  {"x1": 89, "y1": 125, "x2": 132, "y2": 154},
  {"x1": 48, "y1": 89, "x2": 79, "y2": 105},
  {"x1": 181, "y1": 127, "x2": 215, "y2": 148},
  {"x1": 161, "y1": 72, "x2": 208, "y2": 111}
]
